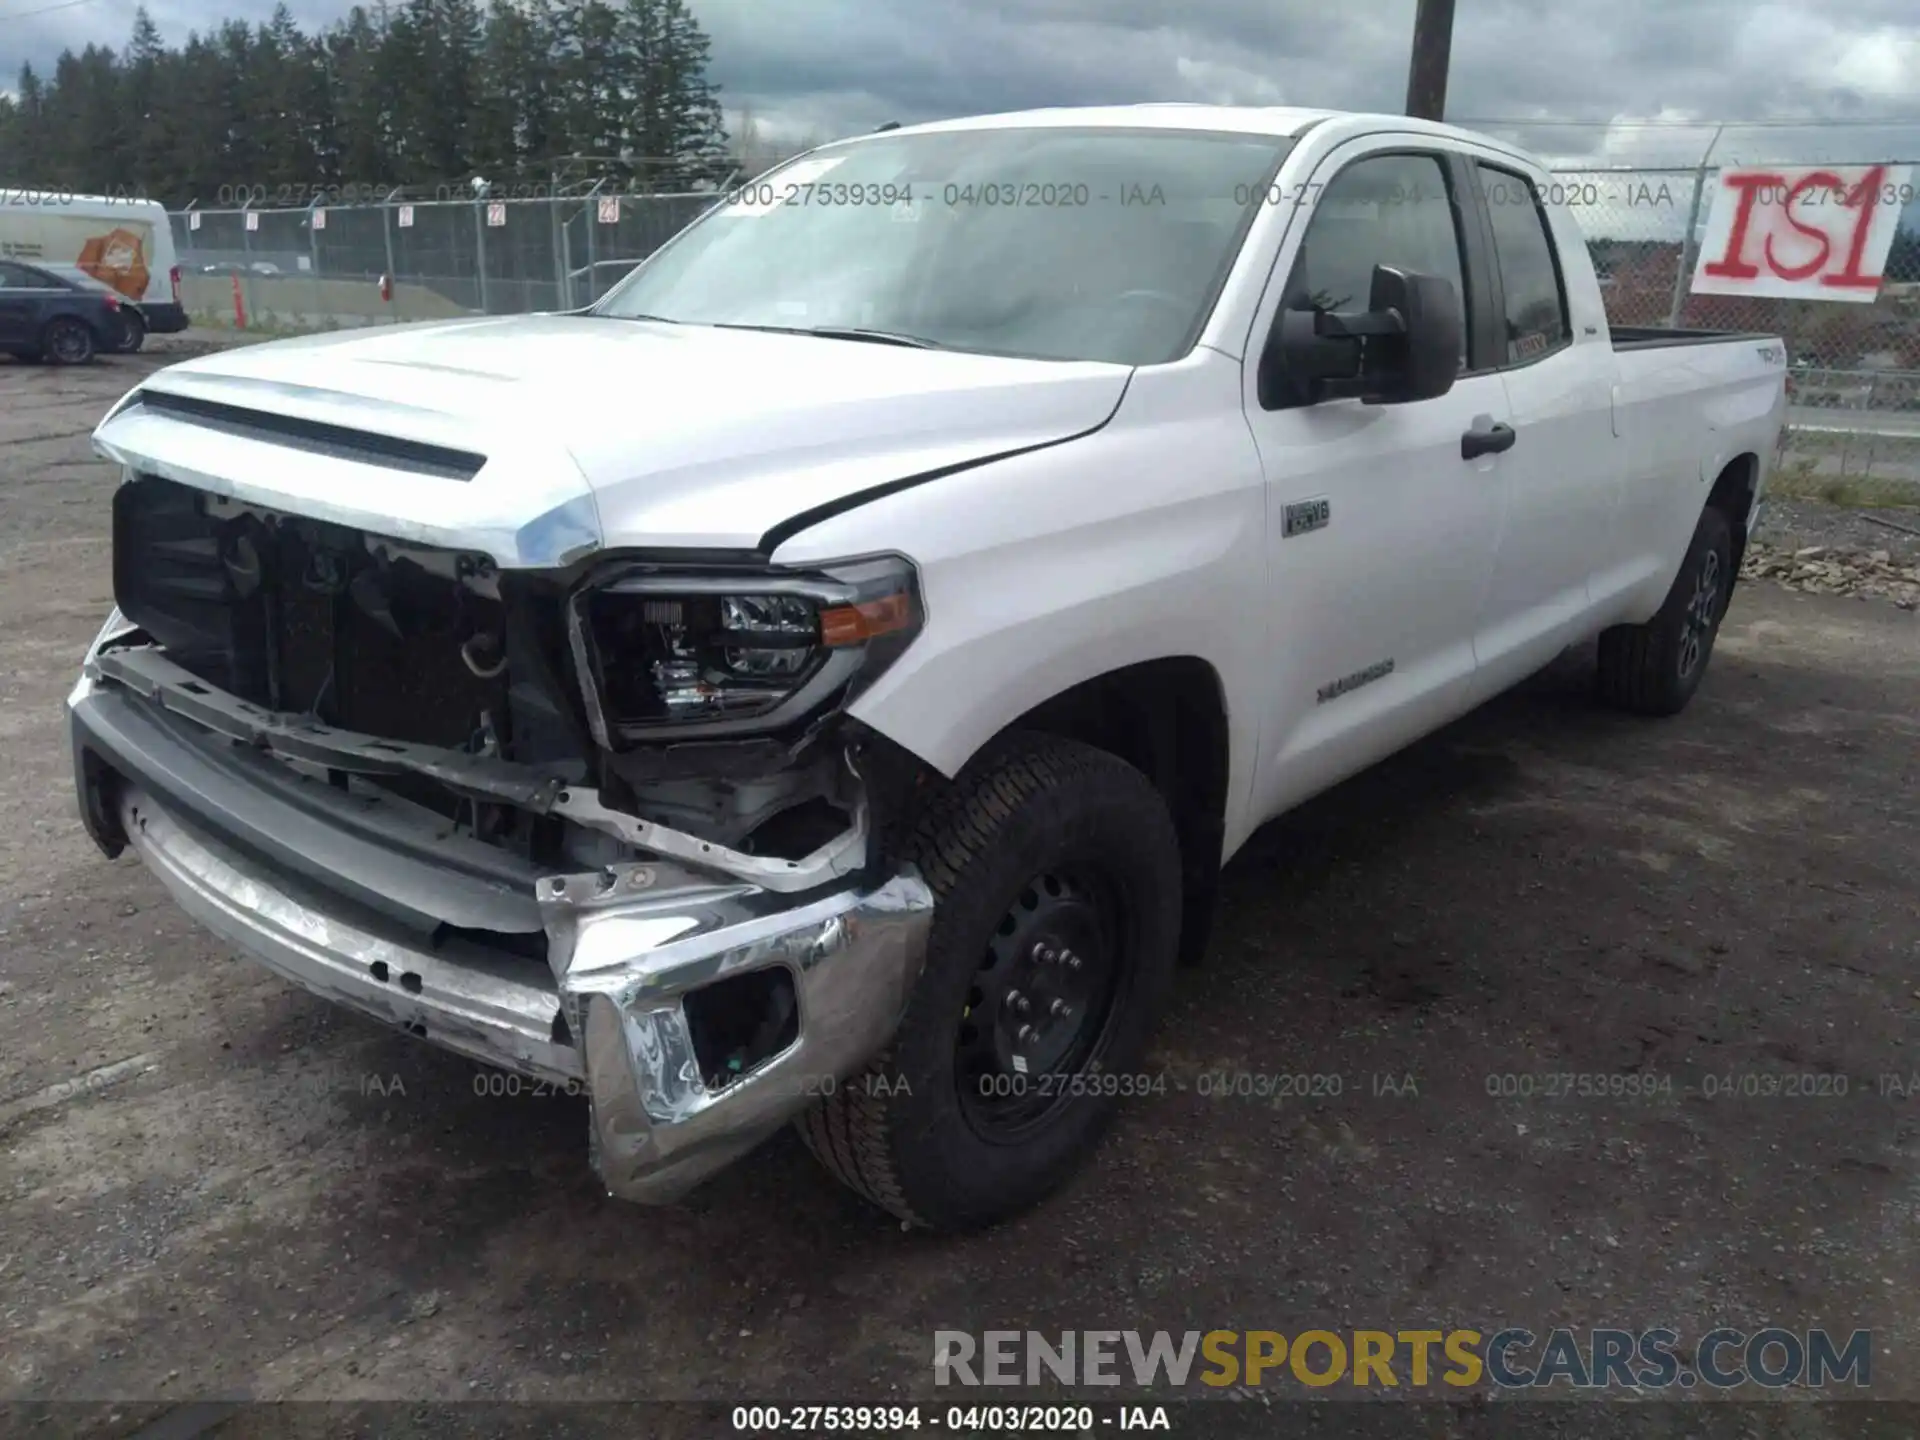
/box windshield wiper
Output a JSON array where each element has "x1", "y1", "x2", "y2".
[
  {"x1": 801, "y1": 325, "x2": 942, "y2": 349},
  {"x1": 708, "y1": 321, "x2": 942, "y2": 349}
]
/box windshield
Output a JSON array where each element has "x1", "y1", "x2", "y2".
[{"x1": 595, "y1": 127, "x2": 1294, "y2": 365}]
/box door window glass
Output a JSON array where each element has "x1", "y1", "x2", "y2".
[
  {"x1": 1282, "y1": 152, "x2": 1470, "y2": 371},
  {"x1": 1476, "y1": 164, "x2": 1571, "y2": 364}
]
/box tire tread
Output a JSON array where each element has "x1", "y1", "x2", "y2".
[
  {"x1": 797, "y1": 733, "x2": 1150, "y2": 1226},
  {"x1": 1596, "y1": 504, "x2": 1732, "y2": 717}
]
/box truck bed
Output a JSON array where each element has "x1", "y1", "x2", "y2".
[{"x1": 1611, "y1": 325, "x2": 1779, "y2": 352}]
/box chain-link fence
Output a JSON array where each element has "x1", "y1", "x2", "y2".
[
  {"x1": 1543, "y1": 166, "x2": 1918, "y2": 393},
  {"x1": 173, "y1": 190, "x2": 718, "y2": 331},
  {"x1": 1525, "y1": 128, "x2": 1920, "y2": 491}
]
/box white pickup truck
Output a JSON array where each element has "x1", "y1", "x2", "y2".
[{"x1": 69, "y1": 106, "x2": 1787, "y2": 1230}]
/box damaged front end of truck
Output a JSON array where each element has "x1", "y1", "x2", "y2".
[{"x1": 68, "y1": 392, "x2": 938, "y2": 1204}]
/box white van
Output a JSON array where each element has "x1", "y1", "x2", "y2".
[{"x1": 0, "y1": 189, "x2": 188, "y2": 335}]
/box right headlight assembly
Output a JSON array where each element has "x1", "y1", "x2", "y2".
[{"x1": 565, "y1": 554, "x2": 923, "y2": 747}]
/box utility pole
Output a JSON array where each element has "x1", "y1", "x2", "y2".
[{"x1": 1404, "y1": 0, "x2": 1458, "y2": 121}]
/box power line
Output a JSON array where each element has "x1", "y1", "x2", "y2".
[{"x1": 0, "y1": 0, "x2": 116, "y2": 20}]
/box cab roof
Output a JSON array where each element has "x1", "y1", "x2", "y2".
[
  {"x1": 835, "y1": 105, "x2": 1534, "y2": 164},
  {"x1": 878, "y1": 104, "x2": 1343, "y2": 139}
]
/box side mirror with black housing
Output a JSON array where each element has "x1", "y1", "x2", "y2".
[{"x1": 1262, "y1": 264, "x2": 1463, "y2": 408}]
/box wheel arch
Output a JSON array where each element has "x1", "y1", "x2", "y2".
[
  {"x1": 896, "y1": 656, "x2": 1234, "y2": 967},
  {"x1": 1705, "y1": 451, "x2": 1761, "y2": 575}
]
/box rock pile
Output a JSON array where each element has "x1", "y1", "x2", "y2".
[{"x1": 1741, "y1": 541, "x2": 1920, "y2": 610}]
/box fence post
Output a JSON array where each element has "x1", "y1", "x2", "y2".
[
  {"x1": 475, "y1": 198, "x2": 491, "y2": 314},
  {"x1": 239, "y1": 201, "x2": 257, "y2": 329},
  {"x1": 181, "y1": 202, "x2": 199, "y2": 318},
  {"x1": 382, "y1": 189, "x2": 400, "y2": 324},
  {"x1": 583, "y1": 197, "x2": 597, "y2": 307},
  {"x1": 306, "y1": 196, "x2": 323, "y2": 323},
  {"x1": 1862, "y1": 374, "x2": 1882, "y2": 482},
  {"x1": 1666, "y1": 123, "x2": 1727, "y2": 328},
  {"x1": 582, "y1": 180, "x2": 608, "y2": 309}
]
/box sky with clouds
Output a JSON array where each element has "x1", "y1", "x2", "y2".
[{"x1": 5, "y1": 0, "x2": 1919, "y2": 171}]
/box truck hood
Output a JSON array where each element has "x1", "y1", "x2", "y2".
[{"x1": 92, "y1": 314, "x2": 1130, "y2": 567}]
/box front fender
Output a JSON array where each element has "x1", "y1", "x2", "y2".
[
  {"x1": 845, "y1": 504, "x2": 1256, "y2": 782},
  {"x1": 767, "y1": 351, "x2": 1270, "y2": 853}
]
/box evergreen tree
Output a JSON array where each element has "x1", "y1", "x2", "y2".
[
  {"x1": 328, "y1": 8, "x2": 399, "y2": 190},
  {"x1": 3, "y1": 67, "x2": 53, "y2": 184},
  {"x1": 654, "y1": 0, "x2": 729, "y2": 186},
  {"x1": 0, "y1": 0, "x2": 730, "y2": 204},
  {"x1": 168, "y1": 35, "x2": 238, "y2": 201},
  {"x1": 122, "y1": 11, "x2": 173, "y2": 197}
]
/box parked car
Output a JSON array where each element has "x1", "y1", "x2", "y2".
[
  {"x1": 40, "y1": 264, "x2": 148, "y2": 352},
  {"x1": 0, "y1": 191, "x2": 189, "y2": 338},
  {"x1": 0, "y1": 258, "x2": 121, "y2": 363},
  {"x1": 70, "y1": 106, "x2": 1788, "y2": 1231}
]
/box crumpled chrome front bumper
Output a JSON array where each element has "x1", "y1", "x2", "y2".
[
  {"x1": 544, "y1": 864, "x2": 932, "y2": 1202},
  {"x1": 71, "y1": 663, "x2": 934, "y2": 1205}
]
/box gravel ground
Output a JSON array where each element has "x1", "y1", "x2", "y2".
[
  {"x1": 4, "y1": 352, "x2": 1920, "y2": 1434},
  {"x1": 1755, "y1": 497, "x2": 1920, "y2": 571}
]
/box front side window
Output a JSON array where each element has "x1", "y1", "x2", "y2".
[
  {"x1": 1476, "y1": 164, "x2": 1570, "y2": 364},
  {"x1": 1280, "y1": 151, "x2": 1470, "y2": 371},
  {"x1": 596, "y1": 127, "x2": 1295, "y2": 366}
]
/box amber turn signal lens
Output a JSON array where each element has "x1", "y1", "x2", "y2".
[{"x1": 820, "y1": 592, "x2": 914, "y2": 647}]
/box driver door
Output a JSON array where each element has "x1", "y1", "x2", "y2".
[{"x1": 1240, "y1": 142, "x2": 1513, "y2": 821}]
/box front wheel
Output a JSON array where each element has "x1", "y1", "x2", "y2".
[
  {"x1": 1596, "y1": 504, "x2": 1734, "y2": 716},
  {"x1": 798, "y1": 733, "x2": 1182, "y2": 1230}
]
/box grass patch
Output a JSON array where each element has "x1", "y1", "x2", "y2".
[{"x1": 1768, "y1": 460, "x2": 1920, "y2": 510}]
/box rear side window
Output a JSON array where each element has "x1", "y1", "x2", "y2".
[
  {"x1": 1476, "y1": 164, "x2": 1569, "y2": 364},
  {"x1": 3, "y1": 264, "x2": 60, "y2": 289}
]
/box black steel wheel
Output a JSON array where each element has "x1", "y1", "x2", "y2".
[
  {"x1": 956, "y1": 870, "x2": 1130, "y2": 1141},
  {"x1": 798, "y1": 732, "x2": 1183, "y2": 1230}
]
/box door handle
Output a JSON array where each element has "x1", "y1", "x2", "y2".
[{"x1": 1461, "y1": 421, "x2": 1516, "y2": 460}]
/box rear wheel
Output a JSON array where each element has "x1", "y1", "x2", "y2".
[
  {"x1": 1596, "y1": 504, "x2": 1733, "y2": 716},
  {"x1": 797, "y1": 733, "x2": 1182, "y2": 1230},
  {"x1": 41, "y1": 317, "x2": 96, "y2": 366},
  {"x1": 116, "y1": 310, "x2": 147, "y2": 354}
]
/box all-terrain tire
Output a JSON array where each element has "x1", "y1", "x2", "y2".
[
  {"x1": 797, "y1": 732, "x2": 1182, "y2": 1231},
  {"x1": 1596, "y1": 503, "x2": 1735, "y2": 716}
]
